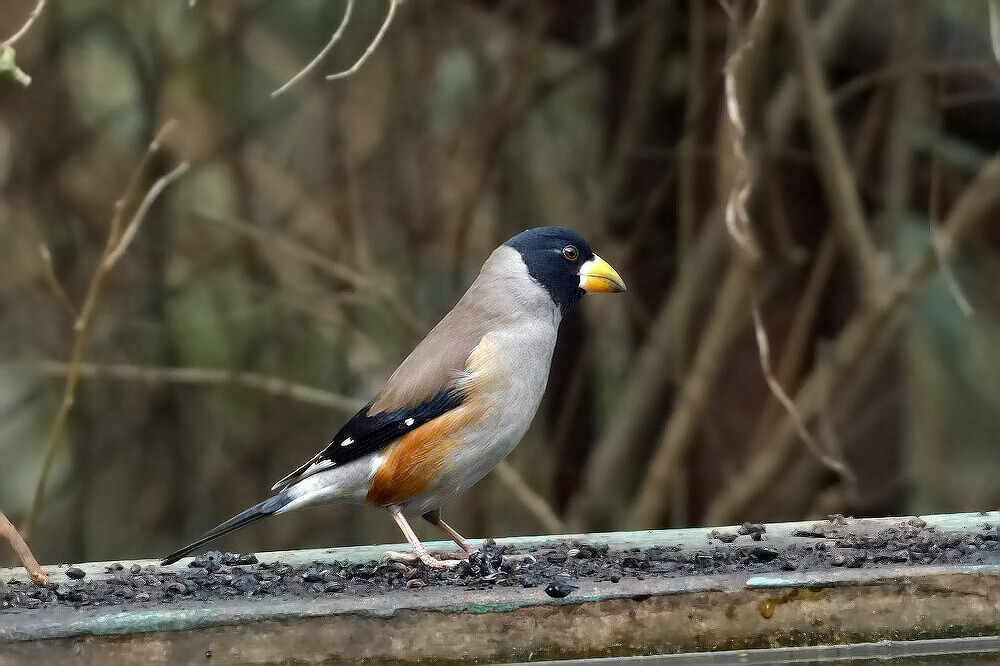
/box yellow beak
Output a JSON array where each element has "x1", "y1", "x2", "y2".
[{"x1": 579, "y1": 254, "x2": 626, "y2": 293}]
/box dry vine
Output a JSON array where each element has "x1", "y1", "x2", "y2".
[{"x1": 731, "y1": 0, "x2": 856, "y2": 494}]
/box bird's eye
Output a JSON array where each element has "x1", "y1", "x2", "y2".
[{"x1": 562, "y1": 245, "x2": 579, "y2": 261}]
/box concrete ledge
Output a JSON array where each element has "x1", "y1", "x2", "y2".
[{"x1": 2, "y1": 512, "x2": 998, "y2": 664}]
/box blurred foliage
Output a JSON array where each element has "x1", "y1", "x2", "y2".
[{"x1": 2, "y1": 0, "x2": 1000, "y2": 565}]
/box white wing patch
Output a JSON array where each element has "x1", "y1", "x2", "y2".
[
  {"x1": 404, "y1": 418, "x2": 415, "y2": 427},
  {"x1": 340, "y1": 437, "x2": 354, "y2": 448},
  {"x1": 369, "y1": 454, "x2": 385, "y2": 480}
]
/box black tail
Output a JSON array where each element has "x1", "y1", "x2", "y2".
[{"x1": 160, "y1": 492, "x2": 291, "y2": 565}]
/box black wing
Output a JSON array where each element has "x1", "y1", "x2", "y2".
[
  {"x1": 321, "y1": 389, "x2": 462, "y2": 463},
  {"x1": 271, "y1": 388, "x2": 463, "y2": 491}
]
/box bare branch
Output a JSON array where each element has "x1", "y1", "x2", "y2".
[
  {"x1": 16, "y1": 358, "x2": 566, "y2": 539},
  {"x1": 677, "y1": 0, "x2": 707, "y2": 261},
  {"x1": 493, "y1": 461, "x2": 566, "y2": 534},
  {"x1": 2, "y1": 0, "x2": 47, "y2": 47},
  {"x1": 991, "y1": 0, "x2": 1000, "y2": 65},
  {"x1": 927, "y1": 111, "x2": 974, "y2": 317},
  {"x1": 326, "y1": 0, "x2": 403, "y2": 81},
  {"x1": 567, "y1": 216, "x2": 728, "y2": 530},
  {"x1": 746, "y1": 234, "x2": 838, "y2": 452},
  {"x1": 627, "y1": 254, "x2": 754, "y2": 529},
  {"x1": 786, "y1": 0, "x2": 882, "y2": 295},
  {"x1": 17, "y1": 360, "x2": 364, "y2": 413},
  {"x1": 720, "y1": 0, "x2": 848, "y2": 488},
  {"x1": 750, "y1": 301, "x2": 856, "y2": 486},
  {"x1": 0, "y1": 511, "x2": 46, "y2": 585},
  {"x1": 104, "y1": 160, "x2": 189, "y2": 268},
  {"x1": 929, "y1": 220, "x2": 974, "y2": 319},
  {"x1": 704, "y1": 153, "x2": 1000, "y2": 526},
  {"x1": 729, "y1": 0, "x2": 857, "y2": 492},
  {"x1": 0, "y1": 0, "x2": 47, "y2": 85},
  {"x1": 23, "y1": 121, "x2": 186, "y2": 538},
  {"x1": 38, "y1": 244, "x2": 78, "y2": 319},
  {"x1": 272, "y1": 0, "x2": 355, "y2": 96}
]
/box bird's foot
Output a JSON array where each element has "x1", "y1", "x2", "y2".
[
  {"x1": 501, "y1": 552, "x2": 536, "y2": 565},
  {"x1": 386, "y1": 549, "x2": 468, "y2": 568}
]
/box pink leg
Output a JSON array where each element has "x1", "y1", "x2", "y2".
[{"x1": 387, "y1": 507, "x2": 463, "y2": 568}]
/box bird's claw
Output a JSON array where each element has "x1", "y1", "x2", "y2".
[
  {"x1": 386, "y1": 550, "x2": 467, "y2": 568},
  {"x1": 502, "y1": 553, "x2": 536, "y2": 565}
]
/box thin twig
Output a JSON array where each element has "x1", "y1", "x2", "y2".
[
  {"x1": 786, "y1": 0, "x2": 882, "y2": 296},
  {"x1": 928, "y1": 91, "x2": 974, "y2": 317},
  {"x1": 18, "y1": 360, "x2": 565, "y2": 535},
  {"x1": 990, "y1": 0, "x2": 1000, "y2": 65},
  {"x1": 272, "y1": 0, "x2": 354, "y2": 96},
  {"x1": 677, "y1": 0, "x2": 707, "y2": 263},
  {"x1": 326, "y1": 0, "x2": 403, "y2": 81},
  {"x1": 727, "y1": 0, "x2": 855, "y2": 491},
  {"x1": 627, "y1": 254, "x2": 755, "y2": 529},
  {"x1": 0, "y1": 511, "x2": 46, "y2": 584},
  {"x1": 16, "y1": 360, "x2": 364, "y2": 413},
  {"x1": 724, "y1": 0, "x2": 854, "y2": 485},
  {"x1": 750, "y1": 301, "x2": 856, "y2": 486},
  {"x1": 38, "y1": 244, "x2": 78, "y2": 319},
  {"x1": 567, "y1": 215, "x2": 728, "y2": 530},
  {"x1": 602, "y1": 0, "x2": 670, "y2": 212},
  {"x1": 105, "y1": 161, "x2": 190, "y2": 268},
  {"x1": 574, "y1": 0, "x2": 861, "y2": 532},
  {"x1": 881, "y1": 0, "x2": 925, "y2": 248},
  {"x1": 0, "y1": 0, "x2": 47, "y2": 85},
  {"x1": 22, "y1": 121, "x2": 186, "y2": 539},
  {"x1": 2, "y1": 0, "x2": 47, "y2": 47},
  {"x1": 200, "y1": 213, "x2": 427, "y2": 337},
  {"x1": 746, "y1": 234, "x2": 838, "y2": 453},
  {"x1": 722, "y1": 0, "x2": 851, "y2": 487},
  {"x1": 493, "y1": 461, "x2": 566, "y2": 534},
  {"x1": 704, "y1": 154, "x2": 1000, "y2": 526},
  {"x1": 722, "y1": 0, "x2": 847, "y2": 481},
  {"x1": 929, "y1": 226, "x2": 974, "y2": 318}
]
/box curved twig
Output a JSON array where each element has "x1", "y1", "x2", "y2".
[
  {"x1": 326, "y1": 0, "x2": 403, "y2": 81},
  {"x1": 1, "y1": 511, "x2": 46, "y2": 584},
  {"x1": 271, "y1": 0, "x2": 355, "y2": 96}
]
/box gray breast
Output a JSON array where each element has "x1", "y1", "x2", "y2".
[{"x1": 399, "y1": 248, "x2": 562, "y2": 514}]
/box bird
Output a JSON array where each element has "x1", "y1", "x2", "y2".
[{"x1": 161, "y1": 227, "x2": 625, "y2": 568}]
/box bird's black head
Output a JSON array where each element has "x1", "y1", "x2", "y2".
[{"x1": 505, "y1": 227, "x2": 625, "y2": 314}]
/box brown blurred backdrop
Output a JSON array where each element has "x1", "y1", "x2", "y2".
[{"x1": 2, "y1": 0, "x2": 1000, "y2": 566}]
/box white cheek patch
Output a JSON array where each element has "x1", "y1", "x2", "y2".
[{"x1": 578, "y1": 257, "x2": 596, "y2": 289}]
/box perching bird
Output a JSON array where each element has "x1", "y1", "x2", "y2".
[{"x1": 162, "y1": 227, "x2": 625, "y2": 568}]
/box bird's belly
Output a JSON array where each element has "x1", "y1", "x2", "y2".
[
  {"x1": 395, "y1": 413, "x2": 531, "y2": 516},
  {"x1": 390, "y1": 328, "x2": 554, "y2": 515}
]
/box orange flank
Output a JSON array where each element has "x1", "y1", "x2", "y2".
[
  {"x1": 368, "y1": 334, "x2": 505, "y2": 506},
  {"x1": 366, "y1": 408, "x2": 471, "y2": 506}
]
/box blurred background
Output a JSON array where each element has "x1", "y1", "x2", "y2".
[{"x1": 2, "y1": 0, "x2": 1000, "y2": 566}]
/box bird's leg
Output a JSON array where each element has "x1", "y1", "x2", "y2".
[
  {"x1": 422, "y1": 509, "x2": 477, "y2": 554},
  {"x1": 422, "y1": 510, "x2": 536, "y2": 565},
  {"x1": 386, "y1": 507, "x2": 462, "y2": 568}
]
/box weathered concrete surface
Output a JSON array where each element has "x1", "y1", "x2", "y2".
[
  {"x1": 1, "y1": 513, "x2": 998, "y2": 664},
  {"x1": 2, "y1": 568, "x2": 998, "y2": 664}
]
